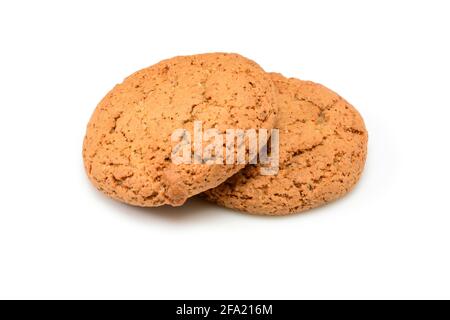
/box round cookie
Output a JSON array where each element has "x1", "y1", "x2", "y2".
[
  {"x1": 83, "y1": 53, "x2": 278, "y2": 207},
  {"x1": 204, "y1": 73, "x2": 368, "y2": 215}
]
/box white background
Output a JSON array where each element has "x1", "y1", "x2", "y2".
[{"x1": 1, "y1": 0, "x2": 449, "y2": 300}]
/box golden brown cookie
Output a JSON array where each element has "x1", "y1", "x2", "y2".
[
  {"x1": 204, "y1": 73, "x2": 368, "y2": 215},
  {"x1": 83, "y1": 53, "x2": 277, "y2": 207}
]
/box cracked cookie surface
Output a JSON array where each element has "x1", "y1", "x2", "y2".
[
  {"x1": 83, "y1": 53, "x2": 277, "y2": 207},
  {"x1": 204, "y1": 73, "x2": 368, "y2": 215}
]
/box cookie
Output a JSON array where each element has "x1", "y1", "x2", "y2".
[
  {"x1": 83, "y1": 53, "x2": 277, "y2": 207},
  {"x1": 204, "y1": 73, "x2": 368, "y2": 215}
]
